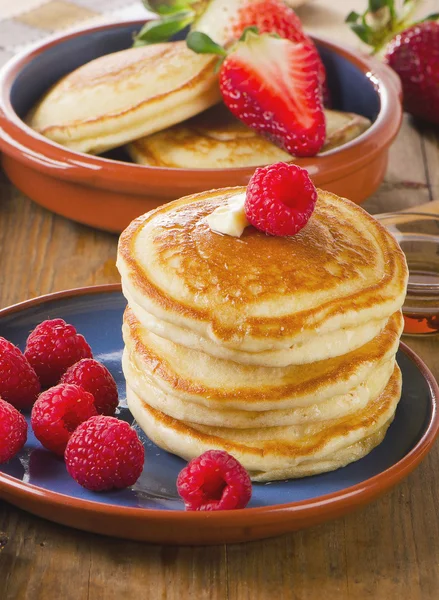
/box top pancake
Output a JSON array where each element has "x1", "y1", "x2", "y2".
[
  {"x1": 117, "y1": 188, "x2": 408, "y2": 362},
  {"x1": 28, "y1": 42, "x2": 221, "y2": 154},
  {"x1": 128, "y1": 104, "x2": 371, "y2": 168}
]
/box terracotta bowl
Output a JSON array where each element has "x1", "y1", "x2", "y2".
[{"x1": 0, "y1": 21, "x2": 402, "y2": 233}]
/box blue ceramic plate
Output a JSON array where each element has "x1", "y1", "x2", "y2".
[{"x1": 0, "y1": 285, "x2": 438, "y2": 545}]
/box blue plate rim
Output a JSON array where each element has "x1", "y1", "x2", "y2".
[{"x1": 0, "y1": 284, "x2": 438, "y2": 525}]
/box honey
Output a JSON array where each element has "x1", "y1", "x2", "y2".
[
  {"x1": 376, "y1": 213, "x2": 439, "y2": 336},
  {"x1": 403, "y1": 311, "x2": 439, "y2": 335}
]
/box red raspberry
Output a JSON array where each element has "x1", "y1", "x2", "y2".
[
  {"x1": 177, "y1": 450, "x2": 252, "y2": 511},
  {"x1": 245, "y1": 162, "x2": 317, "y2": 236},
  {"x1": 25, "y1": 319, "x2": 93, "y2": 387},
  {"x1": 31, "y1": 383, "x2": 97, "y2": 456},
  {"x1": 0, "y1": 397, "x2": 28, "y2": 463},
  {"x1": 61, "y1": 359, "x2": 118, "y2": 416},
  {"x1": 65, "y1": 416, "x2": 144, "y2": 492},
  {"x1": 0, "y1": 337, "x2": 40, "y2": 410}
]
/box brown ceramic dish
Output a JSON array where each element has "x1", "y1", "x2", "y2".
[
  {"x1": 0, "y1": 286, "x2": 437, "y2": 546},
  {"x1": 0, "y1": 21, "x2": 402, "y2": 233}
]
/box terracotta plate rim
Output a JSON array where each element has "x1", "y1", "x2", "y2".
[{"x1": 0, "y1": 284, "x2": 438, "y2": 526}]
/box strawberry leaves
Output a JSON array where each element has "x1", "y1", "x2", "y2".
[
  {"x1": 186, "y1": 31, "x2": 227, "y2": 55},
  {"x1": 134, "y1": 10, "x2": 195, "y2": 46},
  {"x1": 141, "y1": 0, "x2": 200, "y2": 15},
  {"x1": 134, "y1": 0, "x2": 209, "y2": 46},
  {"x1": 346, "y1": 0, "x2": 439, "y2": 54}
]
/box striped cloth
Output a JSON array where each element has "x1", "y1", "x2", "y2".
[{"x1": 0, "y1": 0, "x2": 153, "y2": 67}]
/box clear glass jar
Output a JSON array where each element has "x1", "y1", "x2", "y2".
[{"x1": 376, "y1": 212, "x2": 439, "y2": 335}]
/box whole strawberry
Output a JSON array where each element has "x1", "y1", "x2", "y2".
[
  {"x1": 135, "y1": 0, "x2": 329, "y2": 103},
  {"x1": 0, "y1": 337, "x2": 40, "y2": 410},
  {"x1": 61, "y1": 359, "x2": 119, "y2": 416},
  {"x1": 347, "y1": 1, "x2": 439, "y2": 124},
  {"x1": 135, "y1": 0, "x2": 306, "y2": 47},
  {"x1": 187, "y1": 29, "x2": 325, "y2": 157},
  {"x1": 25, "y1": 319, "x2": 93, "y2": 387},
  {"x1": 385, "y1": 22, "x2": 439, "y2": 124},
  {"x1": 0, "y1": 398, "x2": 28, "y2": 464}
]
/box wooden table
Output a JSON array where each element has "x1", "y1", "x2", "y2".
[{"x1": 1, "y1": 1, "x2": 439, "y2": 598}]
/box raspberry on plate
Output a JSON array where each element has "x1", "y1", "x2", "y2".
[
  {"x1": 245, "y1": 162, "x2": 317, "y2": 236},
  {"x1": 0, "y1": 397, "x2": 28, "y2": 464},
  {"x1": 0, "y1": 337, "x2": 40, "y2": 410},
  {"x1": 31, "y1": 383, "x2": 97, "y2": 456},
  {"x1": 177, "y1": 450, "x2": 252, "y2": 511},
  {"x1": 61, "y1": 359, "x2": 118, "y2": 416},
  {"x1": 25, "y1": 318, "x2": 93, "y2": 387},
  {"x1": 65, "y1": 416, "x2": 144, "y2": 492}
]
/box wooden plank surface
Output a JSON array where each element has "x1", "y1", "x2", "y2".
[{"x1": 1, "y1": 1, "x2": 439, "y2": 599}]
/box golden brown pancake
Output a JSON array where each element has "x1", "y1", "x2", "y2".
[
  {"x1": 126, "y1": 365, "x2": 402, "y2": 481},
  {"x1": 28, "y1": 42, "x2": 221, "y2": 154},
  {"x1": 122, "y1": 306, "x2": 402, "y2": 412},
  {"x1": 128, "y1": 104, "x2": 371, "y2": 168},
  {"x1": 117, "y1": 188, "x2": 408, "y2": 366}
]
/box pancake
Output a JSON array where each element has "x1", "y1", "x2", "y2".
[
  {"x1": 122, "y1": 306, "x2": 402, "y2": 411},
  {"x1": 126, "y1": 364, "x2": 402, "y2": 481},
  {"x1": 128, "y1": 104, "x2": 371, "y2": 168},
  {"x1": 123, "y1": 349, "x2": 395, "y2": 428},
  {"x1": 117, "y1": 188, "x2": 408, "y2": 366},
  {"x1": 28, "y1": 42, "x2": 221, "y2": 154}
]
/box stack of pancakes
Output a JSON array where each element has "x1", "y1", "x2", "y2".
[{"x1": 117, "y1": 187, "x2": 408, "y2": 481}]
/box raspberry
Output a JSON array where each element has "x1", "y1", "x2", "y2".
[
  {"x1": 31, "y1": 383, "x2": 97, "y2": 456},
  {"x1": 245, "y1": 162, "x2": 317, "y2": 236},
  {"x1": 25, "y1": 319, "x2": 93, "y2": 387},
  {"x1": 177, "y1": 450, "x2": 252, "y2": 511},
  {"x1": 0, "y1": 398, "x2": 28, "y2": 463},
  {"x1": 0, "y1": 337, "x2": 40, "y2": 410},
  {"x1": 61, "y1": 359, "x2": 118, "y2": 416},
  {"x1": 65, "y1": 416, "x2": 144, "y2": 492}
]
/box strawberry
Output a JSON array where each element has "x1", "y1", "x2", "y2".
[
  {"x1": 226, "y1": 0, "x2": 328, "y2": 100},
  {"x1": 385, "y1": 22, "x2": 439, "y2": 124},
  {"x1": 135, "y1": 0, "x2": 329, "y2": 104},
  {"x1": 187, "y1": 29, "x2": 325, "y2": 157},
  {"x1": 228, "y1": 0, "x2": 306, "y2": 42},
  {"x1": 347, "y1": 0, "x2": 439, "y2": 124}
]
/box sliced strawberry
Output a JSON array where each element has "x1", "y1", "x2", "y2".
[
  {"x1": 227, "y1": 0, "x2": 328, "y2": 102},
  {"x1": 219, "y1": 32, "x2": 326, "y2": 157}
]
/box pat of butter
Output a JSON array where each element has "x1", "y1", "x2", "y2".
[{"x1": 206, "y1": 192, "x2": 249, "y2": 238}]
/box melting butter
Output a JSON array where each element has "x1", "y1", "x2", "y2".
[{"x1": 206, "y1": 192, "x2": 249, "y2": 238}]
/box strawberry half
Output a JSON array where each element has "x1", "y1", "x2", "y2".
[
  {"x1": 187, "y1": 30, "x2": 326, "y2": 157},
  {"x1": 227, "y1": 0, "x2": 328, "y2": 101}
]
